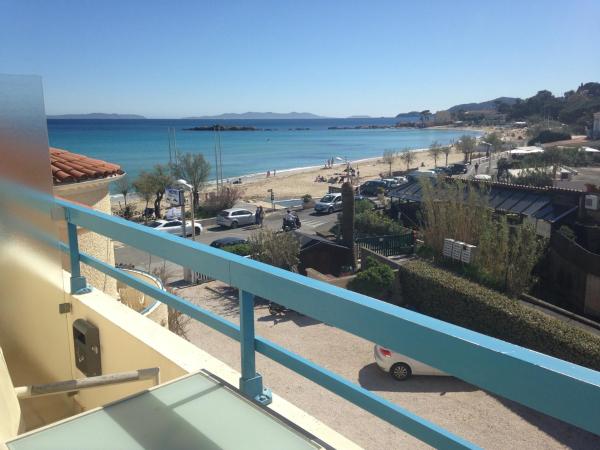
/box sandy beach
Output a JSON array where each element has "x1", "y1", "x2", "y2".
[{"x1": 111, "y1": 126, "x2": 525, "y2": 212}]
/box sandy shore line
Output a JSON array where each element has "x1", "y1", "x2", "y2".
[{"x1": 112, "y1": 126, "x2": 524, "y2": 211}]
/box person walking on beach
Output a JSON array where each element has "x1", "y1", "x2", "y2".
[
  {"x1": 258, "y1": 206, "x2": 265, "y2": 227},
  {"x1": 273, "y1": 169, "x2": 276, "y2": 176},
  {"x1": 267, "y1": 170, "x2": 270, "y2": 178}
]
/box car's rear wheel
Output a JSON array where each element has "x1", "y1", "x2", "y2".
[
  {"x1": 230, "y1": 221, "x2": 238, "y2": 229},
  {"x1": 390, "y1": 363, "x2": 412, "y2": 381},
  {"x1": 328, "y1": 207, "x2": 333, "y2": 214}
]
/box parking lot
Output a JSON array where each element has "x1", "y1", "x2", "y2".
[{"x1": 175, "y1": 281, "x2": 599, "y2": 450}]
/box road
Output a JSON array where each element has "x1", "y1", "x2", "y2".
[{"x1": 113, "y1": 206, "x2": 339, "y2": 276}]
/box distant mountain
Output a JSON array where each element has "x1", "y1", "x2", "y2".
[
  {"x1": 394, "y1": 111, "x2": 421, "y2": 122},
  {"x1": 347, "y1": 115, "x2": 373, "y2": 119},
  {"x1": 47, "y1": 113, "x2": 146, "y2": 119},
  {"x1": 447, "y1": 97, "x2": 518, "y2": 113},
  {"x1": 183, "y1": 112, "x2": 328, "y2": 120}
]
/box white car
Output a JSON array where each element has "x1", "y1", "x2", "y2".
[
  {"x1": 374, "y1": 345, "x2": 447, "y2": 381},
  {"x1": 147, "y1": 219, "x2": 202, "y2": 237},
  {"x1": 216, "y1": 208, "x2": 255, "y2": 228}
]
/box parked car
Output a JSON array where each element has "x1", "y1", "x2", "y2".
[
  {"x1": 210, "y1": 237, "x2": 248, "y2": 248},
  {"x1": 381, "y1": 178, "x2": 400, "y2": 190},
  {"x1": 432, "y1": 167, "x2": 448, "y2": 175},
  {"x1": 357, "y1": 180, "x2": 387, "y2": 196},
  {"x1": 147, "y1": 219, "x2": 202, "y2": 237},
  {"x1": 446, "y1": 163, "x2": 469, "y2": 174},
  {"x1": 406, "y1": 170, "x2": 437, "y2": 182},
  {"x1": 393, "y1": 176, "x2": 408, "y2": 184},
  {"x1": 374, "y1": 344, "x2": 447, "y2": 381},
  {"x1": 314, "y1": 193, "x2": 343, "y2": 214},
  {"x1": 216, "y1": 208, "x2": 255, "y2": 228},
  {"x1": 473, "y1": 174, "x2": 492, "y2": 181}
]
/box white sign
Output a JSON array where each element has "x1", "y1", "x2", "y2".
[{"x1": 166, "y1": 188, "x2": 184, "y2": 206}]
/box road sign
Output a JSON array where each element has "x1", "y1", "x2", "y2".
[{"x1": 166, "y1": 188, "x2": 184, "y2": 206}]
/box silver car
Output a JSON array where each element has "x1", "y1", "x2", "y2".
[
  {"x1": 314, "y1": 193, "x2": 342, "y2": 214},
  {"x1": 216, "y1": 208, "x2": 255, "y2": 228}
]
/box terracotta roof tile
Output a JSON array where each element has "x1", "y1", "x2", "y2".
[{"x1": 50, "y1": 147, "x2": 123, "y2": 185}]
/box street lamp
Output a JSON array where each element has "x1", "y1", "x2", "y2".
[{"x1": 175, "y1": 179, "x2": 196, "y2": 284}]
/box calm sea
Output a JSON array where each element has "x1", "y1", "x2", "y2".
[{"x1": 47, "y1": 118, "x2": 480, "y2": 182}]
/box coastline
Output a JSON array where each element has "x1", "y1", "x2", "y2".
[{"x1": 110, "y1": 125, "x2": 523, "y2": 211}]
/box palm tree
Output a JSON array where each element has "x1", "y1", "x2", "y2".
[
  {"x1": 170, "y1": 152, "x2": 211, "y2": 207},
  {"x1": 382, "y1": 150, "x2": 397, "y2": 176}
]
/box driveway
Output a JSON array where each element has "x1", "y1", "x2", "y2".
[{"x1": 175, "y1": 281, "x2": 599, "y2": 450}]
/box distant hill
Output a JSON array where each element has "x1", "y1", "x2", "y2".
[
  {"x1": 183, "y1": 112, "x2": 328, "y2": 120},
  {"x1": 447, "y1": 97, "x2": 518, "y2": 112},
  {"x1": 394, "y1": 111, "x2": 420, "y2": 121},
  {"x1": 47, "y1": 113, "x2": 146, "y2": 119}
]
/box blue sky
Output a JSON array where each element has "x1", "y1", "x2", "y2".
[{"x1": 1, "y1": 0, "x2": 598, "y2": 117}]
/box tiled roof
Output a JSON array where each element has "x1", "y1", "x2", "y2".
[{"x1": 50, "y1": 147, "x2": 123, "y2": 185}]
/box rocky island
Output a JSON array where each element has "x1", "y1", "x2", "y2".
[{"x1": 183, "y1": 125, "x2": 260, "y2": 131}]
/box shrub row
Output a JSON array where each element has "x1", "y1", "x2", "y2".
[{"x1": 398, "y1": 259, "x2": 600, "y2": 371}]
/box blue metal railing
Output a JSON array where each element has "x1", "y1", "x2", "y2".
[{"x1": 2, "y1": 181, "x2": 600, "y2": 448}]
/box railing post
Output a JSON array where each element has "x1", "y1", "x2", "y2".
[
  {"x1": 238, "y1": 289, "x2": 272, "y2": 405},
  {"x1": 66, "y1": 218, "x2": 91, "y2": 294}
]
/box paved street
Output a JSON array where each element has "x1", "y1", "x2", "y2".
[{"x1": 114, "y1": 206, "x2": 338, "y2": 276}]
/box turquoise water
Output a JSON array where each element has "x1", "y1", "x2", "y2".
[{"x1": 47, "y1": 118, "x2": 481, "y2": 182}]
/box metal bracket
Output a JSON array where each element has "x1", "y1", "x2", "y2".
[
  {"x1": 239, "y1": 374, "x2": 272, "y2": 406},
  {"x1": 70, "y1": 276, "x2": 91, "y2": 295},
  {"x1": 50, "y1": 205, "x2": 66, "y2": 221},
  {"x1": 58, "y1": 303, "x2": 72, "y2": 314}
]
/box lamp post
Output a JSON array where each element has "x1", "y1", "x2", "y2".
[{"x1": 176, "y1": 179, "x2": 196, "y2": 284}]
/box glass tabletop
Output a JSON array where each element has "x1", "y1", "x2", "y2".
[{"x1": 7, "y1": 372, "x2": 320, "y2": 450}]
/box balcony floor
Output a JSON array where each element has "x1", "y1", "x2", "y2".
[{"x1": 6, "y1": 372, "x2": 321, "y2": 450}]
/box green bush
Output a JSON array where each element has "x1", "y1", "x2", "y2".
[
  {"x1": 354, "y1": 209, "x2": 405, "y2": 237},
  {"x1": 302, "y1": 194, "x2": 312, "y2": 203},
  {"x1": 398, "y1": 259, "x2": 600, "y2": 370},
  {"x1": 221, "y1": 243, "x2": 252, "y2": 256},
  {"x1": 527, "y1": 129, "x2": 571, "y2": 145},
  {"x1": 348, "y1": 257, "x2": 395, "y2": 300}
]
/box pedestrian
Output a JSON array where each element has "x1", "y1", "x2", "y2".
[
  {"x1": 267, "y1": 170, "x2": 270, "y2": 178},
  {"x1": 273, "y1": 169, "x2": 276, "y2": 176},
  {"x1": 259, "y1": 206, "x2": 265, "y2": 227},
  {"x1": 475, "y1": 163, "x2": 479, "y2": 174},
  {"x1": 255, "y1": 206, "x2": 261, "y2": 226}
]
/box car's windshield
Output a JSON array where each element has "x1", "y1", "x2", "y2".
[
  {"x1": 218, "y1": 211, "x2": 230, "y2": 217},
  {"x1": 147, "y1": 221, "x2": 162, "y2": 228},
  {"x1": 320, "y1": 195, "x2": 336, "y2": 203}
]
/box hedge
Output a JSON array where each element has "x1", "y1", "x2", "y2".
[
  {"x1": 348, "y1": 257, "x2": 395, "y2": 300},
  {"x1": 398, "y1": 259, "x2": 600, "y2": 371}
]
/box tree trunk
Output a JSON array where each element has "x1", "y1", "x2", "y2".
[
  {"x1": 123, "y1": 193, "x2": 128, "y2": 206},
  {"x1": 341, "y1": 182, "x2": 356, "y2": 267},
  {"x1": 154, "y1": 193, "x2": 163, "y2": 219}
]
